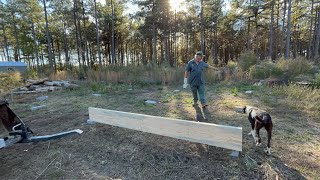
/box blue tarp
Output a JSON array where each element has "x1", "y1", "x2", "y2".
[{"x1": 0, "y1": 61, "x2": 27, "y2": 67}]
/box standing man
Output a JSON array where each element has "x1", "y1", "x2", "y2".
[{"x1": 183, "y1": 51, "x2": 212, "y2": 108}]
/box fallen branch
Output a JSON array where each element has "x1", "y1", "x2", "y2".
[
  {"x1": 25, "y1": 78, "x2": 49, "y2": 88},
  {"x1": 44, "y1": 80, "x2": 69, "y2": 87},
  {"x1": 295, "y1": 81, "x2": 311, "y2": 86},
  {"x1": 11, "y1": 91, "x2": 37, "y2": 94},
  {"x1": 246, "y1": 154, "x2": 257, "y2": 163},
  {"x1": 146, "y1": 160, "x2": 159, "y2": 172},
  {"x1": 35, "y1": 86, "x2": 62, "y2": 92},
  {"x1": 35, "y1": 156, "x2": 58, "y2": 180}
]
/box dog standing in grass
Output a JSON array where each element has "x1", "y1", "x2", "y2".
[{"x1": 243, "y1": 106, "x2": 273, "y2": 155}]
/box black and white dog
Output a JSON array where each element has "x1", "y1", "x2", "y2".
[{"x1": 243, "y1": 106, "x2": 273, "y2": 155}]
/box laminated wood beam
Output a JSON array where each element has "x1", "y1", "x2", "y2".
[{"x1": 89, "y1": 107, "x2": 242, "y2": 151}]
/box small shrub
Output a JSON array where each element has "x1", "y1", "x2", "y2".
[
  {"x1": 0, "y1": 72, "x2": 23, "y2": 92},
  {"x1": 287, "y1": 59, "x2": 312, "y2": 78},
  {"x1": 249, "y1": 65, "x2": 267, "y2": 79},
  {"x1": 25, "y1": 68, "x2": 38, "y2": 79},
  {"x1": 90, "y1": 83, "x2": 100, "y2": 92},
  {"x1": 275, "y1": 57, "x2": 287, "y2": 70},
  {"x1": 249, "y1": 63, "x2": 283, "y2": 79},
  {"x1": 227, "y1": 61, "x2": 237, "y2": 71},
  {"x1": 312, "y1": 73, "x2": 320, "y2": 88},
  {"x1": 276, "y1": 57, "x2": 312, "y2": 79},
  {"x1": 231, "y1": 87, "x2": 238, "y2": 96},
  {"x1": 238, "y1": 51, "x2": 257, "y2": 72}
]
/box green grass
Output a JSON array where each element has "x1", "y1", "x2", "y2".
[
  {"x1": 5, "y1": 80, "x2": 320, "y2": 180},
  {"x1": 3, "y1": 63, "x2": 320, "y2": 180},
  {"x1": 231, "y1": 87, "x2": 238, "y2": 96},
  {"x1": 272, "y1": 84, "x2": 320, "y2": 116},
  {"x1": 286, "y1": 127, "x2": 295, "y2": 134}
]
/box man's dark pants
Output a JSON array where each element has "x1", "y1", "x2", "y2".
[{"x1": 191, "y1": 84, "x2": 206, "y2": 105}]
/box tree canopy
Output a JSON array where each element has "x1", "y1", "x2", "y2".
[{"x1": 0, "y1": 0, "x2": 319, "y2": 71}]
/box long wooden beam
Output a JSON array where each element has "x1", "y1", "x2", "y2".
[{"x1": 89, "y1": 107, "x2": 242, "y2": 151}]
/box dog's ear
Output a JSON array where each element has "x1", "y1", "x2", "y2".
[{"x1": 243, "y1": 106, "x2": 247, "y2": 114}]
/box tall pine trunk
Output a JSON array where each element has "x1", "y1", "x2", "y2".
[
  {"x1": 165, "y1": 35, "x2": 169, "y2": 63},
  {"x1": 275, "y1": 0, "x2": 280, "y2": 59},
  {"x1": 247, "y1": 0, "x2": 252, "y2": 50},
  {"x1": 269, "y1": 0, "x2": 275, "y2": 59},
  {"x1": 255, "y1": 14, "x2": 259, "y2": 59},
  {"x1": 73, "y1": 0, "x2": 81, "y2": 67},
  {"x1": 293, "y1": 24, "x2": 297, "y2": 58},
  {"x1": 285, "y1": 0, "x2": 292, "y2": 59},
  {"x1": 200, "y1": 0, "x2": 204, "y2": 53},
  {"x1": 51, "y1": 38, "x2": 57, "y2": 71},
  {"x1": 214, "y1": 27, "x2": 218, "y2": 64},
  {"x1": 152, "y1": 0, "x2": 157, "y2": 65},
  {"x1": 31, "y1": 21, "x2": 40, "y2": 71},
  {"x1": 81, "y1": 0, "x2": 90, "y2": 68},
  {"x1": 11, "y1": 11, "x2": 20, "y2": 61},
  {"x1": 2, "y1": 25, "x2": 10, "y2": 61},
  {"x1": 76, "y1": 1, "x2": 85, "y2": 67},
  {"x1": 57, "y1": 42, "x2": 62, "y2": 68},
  {"x1": 43, "y1": 0, "x2": 53, "y2": 68},
  {"x1": 308, "y1": 0, "x2": 314, "y2": 60},
  {"x1": 174, "y1": 9, "x2": 177, "y2": 66},
  {"x1": 111, "y1": 0, "x2": 116, "y2": 64},
  {"x1": 314, "y1": 9, "x2": 320, "y2": 63},
  {"x1": 280, "y1": 0, "x2": 287, "y2": 57},
  {"x1": 94, "y1": 0, "x2": 102, "y2": 67},
  {"x1": 210, "y1": 20, "x2": 213, "y2": 63},
  {"x1": 61, "y1": 0, "x2": 70, "y2": 68},
  {"x1": 62, "y1": 18, "x2": 70, "y2": 68},
  {"x1": 186, "y1": 33, "x2": 189, "y2": 63},
  {"x1": 152, "y1": 21, "x2": 157, "y2": 65}
]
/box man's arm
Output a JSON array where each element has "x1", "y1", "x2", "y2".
[{"x1": 207, "y1": 64, "x2": 219, "y2": 70}]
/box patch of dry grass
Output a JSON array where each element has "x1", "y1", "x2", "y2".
[
  {"x1": 3, "y1": 81, "x2": 320, "y2": 180},
  {"x1": 0, "y1": 72, "x2": 23, "y2": 94},
  {"x1": 271, "y1": 84, "x2": 320, "y2": 117},
  {"x1": 86, "y1": 66, "x2": 184, "y2": 85},
  {"x1": 41, "y1": 65, "x2": 226, "y2": 86},
  {"x1": 48, "y1": 70, "x2": 77, "y2": 80}
]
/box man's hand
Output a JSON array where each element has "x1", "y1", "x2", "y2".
[{"x1": 183, "y1": 78, "x2": 188, "y2": 89}]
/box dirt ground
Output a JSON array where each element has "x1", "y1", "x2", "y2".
[{"x1": 0, "y1": 83, "x2": 319, "y2": 180}]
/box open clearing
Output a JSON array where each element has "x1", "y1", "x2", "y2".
[{"x1": 1, "y1": 83, "x2": 319, "y2": 180}]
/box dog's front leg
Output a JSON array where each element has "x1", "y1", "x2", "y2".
[
  {"x1": 248, "y1": 117, "x2": 255, "y2": 136},
  {"x1": 254, "y1": 122, "x2": 262, "y2": 146},
  {"x1": 264, "y1": 124, "x2": 273, "y2": 155},
  {"x1": 255, "y1": 129, "x2": 261, "y2": 146},
  {"x1": 251, "y1": 129, "x2": 256, "y2": 141}
]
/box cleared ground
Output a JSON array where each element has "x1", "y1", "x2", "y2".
[{"x1": 0, "y1": 82, "x2": 319, "y2": 180}]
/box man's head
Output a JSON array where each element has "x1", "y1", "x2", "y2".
[{"x1": 194, "y1": 51, "x2": 204, "y2": 62}]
